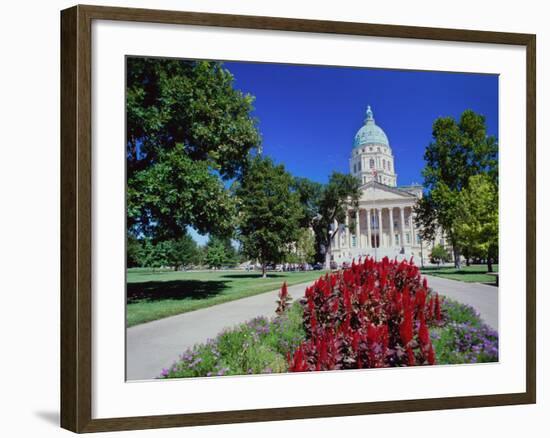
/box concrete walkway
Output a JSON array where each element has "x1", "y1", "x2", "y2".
[
  {"x1": 127, "y1": 275, "x2": 498, "y2": 380},
  {"x1": 424, "y1": 275, "x2": 499, "y2": 330},
  {"x1": 126, "y1": 281, "x2": 311, "y2": 381}
]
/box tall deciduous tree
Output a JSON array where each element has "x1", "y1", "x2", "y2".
[
  {"x1": 285, "y1": 228, "x2": 316, "y2": 264},
  {"x1": 312, "y1": 172, "x2": 360, "y2": 270},
  {"x1": 163, "y1": 234, "x2": 200, "y2": 271},
  {"x1": 454, "y1": 174, "x2": 499, "y2": 272},
  {"x1": 204, "y1": 236, "x2": 238, "y2": 269},
  {"x1": 235, "y1": 156, "x2": 304, "y2": 278},
  {"x1": 415, "y1": 110, "x2": 498, "y2": 268},
  {"x1": 126, "y1": 58, "x2": 261, "y2": 240}
]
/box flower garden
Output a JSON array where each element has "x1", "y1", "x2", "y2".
[{"x1": 160, "y1": 257, "x2": 498, "y2": 379}]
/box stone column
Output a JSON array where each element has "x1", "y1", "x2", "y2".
[
  {"x1": 346, "y1": 210, "x2": 352, "y2": 248},
  {"x1": 366, "y1": 209, "x2": 372, "y2": 249},
  {"x1": 389, "y1": 207, "x2": 395, "y2": 248},
  {"x1": 378, "y1": 208, "x2": 383, "y2": 248},
  {"x1": 355, "y1": 210, "x2": 360, "y2": 248},
  {"x1": 399, "y1": 207, "x2": 405, "y2": 247},
  {"x1": 409, "y1": 207, "x2": 415, "y2": 247},
  {"x1": 333, "y1": 219, "x2": 339, "y2": 250}
]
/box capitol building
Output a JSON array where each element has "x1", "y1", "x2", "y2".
[{"x1": 331, "y1": 106, "x2": 443, "y2": 264}]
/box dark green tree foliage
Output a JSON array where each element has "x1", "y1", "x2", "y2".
[
  {"x1": 235, "y1": 156, "x2": 304, "y2": 278},
  {"x1": 164, "y1": 234, "x2": 201, "y2": 270},
  {"x1": 127, "y1": 234, "x2": 200, "y2": 270},
  {"x1": 126, "y1": 57, "x2": 261, "y2": 239},
  {"x1": 292, "y1": 177, "x2": 324, "y2": 228},
  {"x1": 312, "y1": 172, "x2": 360, "y2": 269},
  {"x1": 430, "y1": 244, "x2": 451, "y2": 265},
  {"x1": 204, "y1": 235, "x2": 238, "y2": 269},
  {"x1": 127, "y1": 234, "x2": 145, "y2": 268},
  {"x1": 415, "y1": 110, "x2": 498, "y2": 268}
]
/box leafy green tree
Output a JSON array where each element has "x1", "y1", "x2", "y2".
[
  {"x1": 164, "y1": 234, "x2": 200, "y2": 270},
  {"x1": 204, "y1": 237, "x2": 229, "y2": 269},
  {"x1": 430, "y1": 244, "x2": 451, "y2": 265},
  {"x1": 141, "y1": 240, "x2": 169, "y2": 271},
  {"x1": 454, "y1": 175, "x2": 499, "y2": 272},
  {"x1": 292, "y1": 177, "x2": 324, "y2": 228},
  {"x1": 415, "y1": 110, "x2": 498, "y2": 268},
  {"x1": 126, "y1": 58, "x2": 261, "y2": 240},
  {"x1": 311, "y1": 172, "x2": 360, "y2": 269},
  {"x1": 235, "y1": 156, "x2": 304, "y2": 278},
  {"x1": 285, "y1": 228, "x2": 316, "y2": 264},
  {"x1": 127, "y1": 234, "x2": 145, "y2": 268}
]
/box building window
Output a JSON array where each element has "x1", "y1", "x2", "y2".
[
  {"x1": 406, "y1": 233, "x2": 411, "y2": 244},
  {"x1": 370, "y1": 159, "x2": 375, "y2": 168},
  {"x1": 416, "y1": 234, "x2": 421, "y2": 244},
  {"x1": 358, "y1": 161, "x2": 362, "y2": 171},
  {"x1": 395, "y1": 234, "x2": 400, "y2": 245}
]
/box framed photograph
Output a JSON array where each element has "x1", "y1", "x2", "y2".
[{"x1": 60, "y1": 4, "x2": 536, "y2": 433}]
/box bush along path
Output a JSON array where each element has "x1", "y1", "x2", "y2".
[{"x1": 160, "y1": 258, "x2": 498, "y2": 378}]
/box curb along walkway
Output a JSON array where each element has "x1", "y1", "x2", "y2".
[{"x1": 424, "y1": 275, "x2": 498, "y2": 331}]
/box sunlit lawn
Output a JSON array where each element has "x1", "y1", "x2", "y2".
[
  {"x1": 126, "y1": 269, "x2": 327, "y2": 327},
  {"x1": 420, "y1": 264, "x2": 499, "y2": 284}
]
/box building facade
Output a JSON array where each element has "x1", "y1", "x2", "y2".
[{"x1": 331, "y1": 106, "x2": 442, "y2": 265}]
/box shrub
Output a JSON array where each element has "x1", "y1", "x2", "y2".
[
  {"x1": 431, "y1": 299, "x2": 498, "y2": 364},
  {"x1": 288, "y1": 257, "x2": 442, "y2": 372},
  {"x1": 159, "y1": 302, "x2": 305, "y2": 378}
]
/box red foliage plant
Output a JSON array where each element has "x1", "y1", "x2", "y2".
[{"x1": 288, "y1": 257, "x2": 442, "y2": 372}]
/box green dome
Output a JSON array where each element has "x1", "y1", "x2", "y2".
[{"x1": 353, "y1": 106, "x2": 389, "y2": 148}]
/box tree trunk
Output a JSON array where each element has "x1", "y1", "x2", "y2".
[
  {"x1": 487, "y1": 257, "x2": 493, "y2": 273},
  {"x1": 324, "y1": 242, "x2": 332, "y2": 270},
  {"x1": 262, "y1": 264, "x2": 267, "y2": 278},
  {"x1": 453, "y1": 245, "x2": 461, "y2": 269},
  {"x1": 465, "y1": 258, "x2": 470, "y2": 267}
]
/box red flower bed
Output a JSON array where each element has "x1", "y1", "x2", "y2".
[{"x1": 287, "y1": 257, "x2": 442, "y2": 372}]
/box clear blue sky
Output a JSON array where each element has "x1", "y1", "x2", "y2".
[
  {"x1": 191, "y1": 61, "x2": 498, "y2": 245},
  {"x1": 225, "y1": 61, "x2": 498, "y2": 186}
]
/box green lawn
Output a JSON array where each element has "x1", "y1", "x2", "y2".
[
  {"x1": 420, "y1": 264, "x2": 499, "y2": 284},
  {"x1": 126, "y1": 269, "x2": 327, "y2": 327}
]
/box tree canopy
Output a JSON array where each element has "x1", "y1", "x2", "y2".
[
  {"x1": 415, "y1": 109, "x2": 498, "y2": 268},
  {"x1": 234, "y1": 156, "x2": 304, "y2": 277},
  {"x1": 454, "y1": 174, "x2": 499, "y2": 271},
  {"x1": 311, "y1": 172, "x2": 360, "y2": 269},
  {"x1": 204, "y1": 235, "x2": 238, "y2": 269},
  {"x1": 126, "y1": 58, "x2": 261, "y2": 240}
]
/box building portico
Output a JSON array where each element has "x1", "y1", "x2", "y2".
[{"x1": 331, "y1": 105, "x2": 442, "y2": 265}]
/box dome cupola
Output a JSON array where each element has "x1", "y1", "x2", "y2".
[{"x1": 353, "y1": 105, "x2": 389, "y2": 148}]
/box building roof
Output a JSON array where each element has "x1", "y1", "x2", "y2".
[{"x1": 353, "y1": 105, "x2": 390, "y2": 148}]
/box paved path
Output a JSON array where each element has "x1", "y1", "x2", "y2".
[
  {"x1": 127, "y1": 276, "x2": 498, "y2": 380},
  {"x1": 424, "y1": 275, "x2": 498, "y2": 330},
  {"x1": 126, "y1": 281, "x2": 311, "y2": 381}
]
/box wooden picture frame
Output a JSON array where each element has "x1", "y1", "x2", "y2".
[{"x1": 60, "y1": 4, "x2": 536, "y2": 433}]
